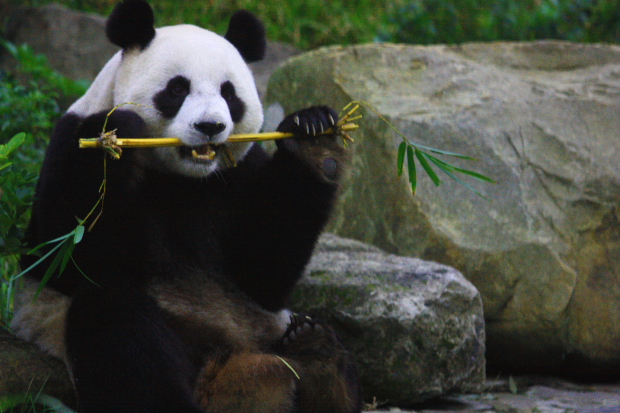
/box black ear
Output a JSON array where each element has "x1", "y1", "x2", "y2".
[
  {"x1": 106, "y1": 0, "x2": 156, "y2": 50},
  {"x1": 225, "y1": 10, "x2": 266, "y2": 63}
]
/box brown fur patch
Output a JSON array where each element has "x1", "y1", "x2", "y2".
[
  {"x1": 196, "y1": 352, "x2": 298, "y2": 413},
  {"x1": 11, "y1": 277, "x2": 71, "y2": 364}
]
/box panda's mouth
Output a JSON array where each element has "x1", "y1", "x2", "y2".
[{"x1": 179, "y1": 144, "x2": 222, "y2": 162}]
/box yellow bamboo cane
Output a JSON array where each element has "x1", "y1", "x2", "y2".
[{"x1": 79, "y1": 123, "x2": 360, "y2": 149}]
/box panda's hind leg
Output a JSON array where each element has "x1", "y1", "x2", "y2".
[
  {"x1": 65, "y1": 284, "x2": 203, "y2": 413},
  {"x1": 195, "y1": 352, "x2": 298, "y2": 413},
  {"x1": 280, "y1": 314, "x2": 363, "y2": 413}
]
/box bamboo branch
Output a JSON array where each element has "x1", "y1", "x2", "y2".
[{"x1": 79, "y1": 123, "x2": 360, "y2": 149}]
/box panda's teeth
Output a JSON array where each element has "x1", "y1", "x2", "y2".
[{"x1": 191, "y1": 145, "x2": 216, "y2": 161}]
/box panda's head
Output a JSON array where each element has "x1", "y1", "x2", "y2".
[{"x1": 73, "y1": 0, "x2": 266, "y2": 177}]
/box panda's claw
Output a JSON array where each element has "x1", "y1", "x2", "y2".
[{"x1": 328, "y1": 114, "x2": 336, "y2": 126}]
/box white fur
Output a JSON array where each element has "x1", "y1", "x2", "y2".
[{"x1": 70, "y1": 24, "x2": 263, "y2": 177}]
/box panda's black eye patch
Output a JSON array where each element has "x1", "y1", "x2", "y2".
[
  {"x1": 154, "y1": 76, "x2": 191, "y2": 119},
  {"x1": 221, "y1": 81, "x2": 245, "y2": 123}
]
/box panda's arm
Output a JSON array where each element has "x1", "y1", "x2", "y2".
[
  {"x1": 222, "y1": 106, "x2": 346, "y2": 311},
  {"x1": 25, "y1": 109, "x2": 148, "y2": 292}
]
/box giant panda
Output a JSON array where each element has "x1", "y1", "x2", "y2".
[{"x1": 10, "y1": 1, "x2": 362, "y2": 412}]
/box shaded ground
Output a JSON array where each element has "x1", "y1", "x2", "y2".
[{"x1": 366, "y1": 377, "x2": 620, "y2": 413}]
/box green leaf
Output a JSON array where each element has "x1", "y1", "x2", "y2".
[
  {"x1": 428, "y1": 158, "x2": 488, "y2": 199},
  {"x1": 74, "y1": 225, "x2": 85, "y2": 244},
  {"x1": 58, "y1": 238, "x2": 77, "y2": 276},
  {"x1": 415, "y1": 149, "x2": 441, "y2": 186},
  {"x1": 36, "y1": 240, "x2": 71, "y2": 298},
  {"x1": 508, "y1": 376, "x2": 518, "y2": 394},
  {"x1": 12, "y1": 240, "x2": 65, "y2": 282},
  {"x1": 413, "y1": 143, "x2": 479, "y2": 160},
  {"x1": 406, "y1": 145, "x2": 417, "y2": 195},
  {"x1": 6, "y1": 132, "x2": 27, "y2": 155},
  {"x1": 27, "y1": 232, "x2": 74, "y2": 255},
  {"x1": 397, "y1": 141, "x2": 407, "y2": 177},
  {"x1": 425, "y1": 153, "x2": 496, "y2": 183}
]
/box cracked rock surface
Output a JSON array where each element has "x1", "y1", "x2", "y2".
[{"x1": 266, "y1": 41, "x2": 620, "y2": 377}]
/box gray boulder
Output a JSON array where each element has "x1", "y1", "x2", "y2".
[
  {"x1": 0, "y1": 328, "x2": 75, "y2": 404},
  {"x1": 265, "y1": 41, "x2": 620, "y2": 377},
  {"x1": 294, "y1": 233, "x2": 485, "y2": 405},
  {"x1": 1, "y1": 3, "x2": 118, "y2": 82}
]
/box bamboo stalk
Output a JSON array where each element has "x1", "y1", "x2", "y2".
[{"x1": 79, "y1": 123, "x2": 360, "y2": 149}]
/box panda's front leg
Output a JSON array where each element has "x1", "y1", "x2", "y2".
[
  {"x1": 275, "y1": 106, "x2": 348, "y2": 184},
  {"x1": 278, "y1": 314, "x2": 363, "y2": 413},
  {"x1": 64, "y1": 284, "x2": 205, "y2": 413}
]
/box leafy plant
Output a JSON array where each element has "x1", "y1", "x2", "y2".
[
  {"x1": 0, "y1": 40, "x2": 88, "y2": 326},
  {"x1": 381, "y1": 0, "x2": 620, "y2": 45},
  {"x1": 0, "y1": 392, "x2": 76, "y2": 413},
  {"x1": 0, "y1": 133, "x2": 39, "y2": 324}
]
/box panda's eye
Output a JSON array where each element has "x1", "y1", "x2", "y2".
[
  {"x1": 154, "y1": 76, "x2": 191, "y2": 119},
  {"x1": 220, "y1": 81, "x2": 235, "y2": 101},
  {"x1": 167, "y1": 77, "x2": 190, "y2": 97},
  {"x1": 171, "y1": 83, "x2": 189, "y2": 96}
]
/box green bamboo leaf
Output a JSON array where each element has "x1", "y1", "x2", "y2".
[
  {"x1": 12, "y1": 240, "x2": 66, "y2": 281},
  {"x1": 431, "y1": 160, "x2": 488, "y2": 199},
  {"x1": 27, "y1": 232, "x2": 74, "y2": 255},
  {"x1": 36, "y1": 240, "x2": 71, "y2": 298},
  {"x1": 74, "y1": 225, "x2": 85, "y2": 244},
  {"x1": 397, "y1": 141, "x2": 407, "y2": 177},
  {"x1": 425, "y1": 153, "x2": 496, "y2": 183},
  {"x1": 406, "y1": 145, "x2": 417, "y2": 195},
  {"x1": 59, "y1": 239, "x2": 77, "y2": 276},
  {"x1": 415, "y1": 149, "x2": 441, "y2": 186},
  {"x1": 412, "y1": 143, "x2": 478, "y2": 160}
]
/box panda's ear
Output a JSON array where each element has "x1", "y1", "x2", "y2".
[
  {"x1": 225, "y1": 10, "x2": 266, "y2": 63},
  {"x1": 106, "y1": 0, "x2": 156, "y2": 50}
]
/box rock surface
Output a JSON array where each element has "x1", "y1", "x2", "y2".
[
  {"x1": 265, "y1": 41, "x2": 620, "y2": 377},
  {"x1": 366, "y1": 377, "x2": 620, "y2": 413},
  {"x1": 295, "y1": 233, "x2": 485, "y2": 405},
  {"x1": 0, "y1": 327, "x2": 75, "y2": 403},
  {"x1": 1, "y1": 3, "x2": 118, "y2": 82}
]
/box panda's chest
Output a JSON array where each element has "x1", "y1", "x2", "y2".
[{"x1": 137, "y1": 173, "x2": 229, "y2": 273}]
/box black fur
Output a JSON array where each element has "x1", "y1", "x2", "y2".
[
  {"x1": 22, "y1": 106, "x2": 360, "y2": 412},
  {"x1": 220, "y1": 81, "x2": 245, "y2": 123},
  {"x1": 153, "y1": 76, "x2": 191, "y2": 119},
  {"x1": 224, "y1": 10, "x2": 267, "y2": 63},
  {"x1": 106, "y1": 0, "x2": 156, "y2": 50}
]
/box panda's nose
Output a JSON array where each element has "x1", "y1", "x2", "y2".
[{"x1": 194, "y1": 122, "x2": 226, "y2": 138}]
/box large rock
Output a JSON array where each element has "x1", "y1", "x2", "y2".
[
  {"x1": 265, "y1": 41, "x2": 620, "y2": 377},
  {"x1": 0, "y1": 328, "x2": 75, "y2": 403},
  {"x1": 1, "y1": 3, "x2": 118, "y2": 82},
  {"x1": 295, "y1": 234, "x2": 485, "y2": 405}
]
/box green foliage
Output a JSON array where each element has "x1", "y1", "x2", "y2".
[
  {"x1": 0, "y1": 133, "x2": 38, "y2": 324},
  {"x1": 0, "y1": 40, "x2": 88, "y2": 326},
  {"x1": 0, "y1": 393, "x2": 76, "y2": 413},
  {"x1": 12, "y1": 0, "x2": 404, "y2": 50},
  {"x1": 382, "y1": 0, "x2": 620, "y2": 45}
]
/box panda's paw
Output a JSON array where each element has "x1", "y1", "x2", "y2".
[
  {"x1": 276, "y1": 106, "x2": 348, "y2": 182},
  {"x1": 276, "y1": 106, "x2": 338, "y2": 138},
  {"x1": 101, "y1": 109, "x2": 149, "y2": 140},
  {"x1": 281, "y1": 313, "x2": 337, "y2": 355},
  {"x1": 79, "y1": 109, "x2": 148, "y2": 142}
]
